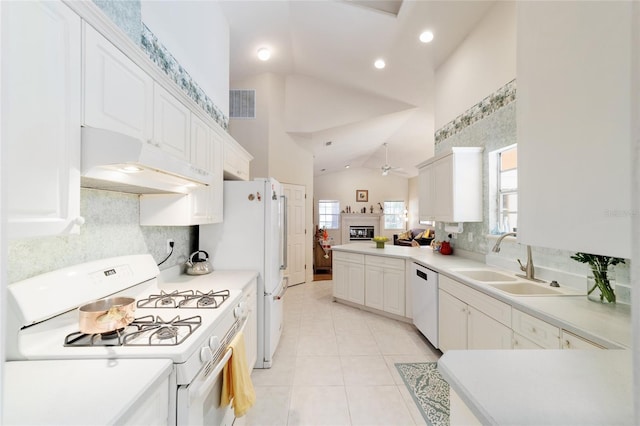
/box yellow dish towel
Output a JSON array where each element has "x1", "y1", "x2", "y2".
[{"x1": 220, "y1": 331, "x2": 256, "y2": 417}]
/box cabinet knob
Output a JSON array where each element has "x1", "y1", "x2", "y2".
[
  {"x1": 74, "y1": 216, "x2": 85, "y2": 226},
  {"x1": 531, "y1": 327, "x2": 537, "y2": 333}
]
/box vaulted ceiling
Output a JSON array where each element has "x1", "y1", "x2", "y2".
[{"x1": 219, "y1": 0, "x2": 495, "y2": 177}]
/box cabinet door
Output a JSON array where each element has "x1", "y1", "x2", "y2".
[
  {"x1": 383, "y1": 267, "x2": 405, "y2": 316},
  {"x1": 467, "y1": 306, "x2": 512, "y2": 350},
  {"x1": 418, "y1": 164, "x2": 435, "y2": 222},
  {"x1": 513, "y1": 333, "x2": 544, "y2": 350},
  {"x1": 190, "y1": 114, "x2": 213, "y2": 173},
  {"x1": 223, "y1": 139, "x2": 251, "y2": 181},
  {"x1": 365, "y1": 266, "x2": 384, "y2": 311},
  {"x1": 209, "y1": 133, "x2": 224, "y2": 223},
  {"x1": 244, "y1": 283, "x2": 258, "y2": 369},
  {"x1": 153, "y1": 83, "x2": 191, "y2": 161},
  {"x1": 333, "y1": 260, "x2": 349, "y2": 300},
  {"x1": 517, "y1": 1, "x2": 632, "y2": 258},
  {"x1": 83, "y1": 24, "x2": 153, "y2": 141},
  {"x1": 561, "y1": 331, "x2": 604, "y2": 350},
  {"x1": 438, "y1": 290, "x2": 467, "y2": 352},
  {"x1": 347, "y1": 264, "x2": 365, "y2": 305},
  {"x1": 433, "y1": 155, "x2": 453, "y2": 221},
  {"x1": 3, "y1": 1, "x2": 82, "y2": 239}
]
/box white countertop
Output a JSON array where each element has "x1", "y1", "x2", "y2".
[
  {"x1": 438, "y1": 349, "x2": 634, "y2": 425},
  {"x1": 332, "y1": 243, "x2": 631, "y2": 348},
  {"x1": 159, "y1": 268, "x2": 259, "y2": 293},
  {"x1": 2, "y1": 359, "x2": 173, "y2": 425}
]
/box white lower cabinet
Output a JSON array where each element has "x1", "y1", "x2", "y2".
[
  {"x1": 467, "y1": 306, "x2": 512, "y2": 350},
  {"x1": 244, "y1": 280, "x2": 258, "y2": 369},
  {"x1": 364, "y1": 255, "x2": 405, "y2": 316},
  {"x1": 512, "y1": 309, "x2": 560, "y2": 349},
  {"x1": 513, "y1": 333, "x2": 545, "y2": 349},
  {"x1": 438, "y1": 276, "x2": 512, "y2": 352},
  {"x1": 438, "y1": 289, "x2": 468, "y2": 351},
  {"x1": 333, "y1": 252, "x2": 365, "y2": 305},
  {"x1": 561, "y1": 330, "x2": 604, "y2": 350}
]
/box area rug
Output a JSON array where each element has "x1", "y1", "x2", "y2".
[{"x1": 395, "y1": 362, "x2": 450, "y2": 426}]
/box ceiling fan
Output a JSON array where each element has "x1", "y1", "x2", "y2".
[{"x1": 381, "y1": 143, "x2": 400, "y2": 176}]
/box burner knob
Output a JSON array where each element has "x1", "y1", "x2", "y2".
[
  {"x1": 234, "y1": 302, "x2": 247, "y2": 319},
  {"x1": 200, "y1": 347, "x2": 213, "y2": 363},
  {"x1": 209, "y1": 336, "x2": 221, "y2": 351}
]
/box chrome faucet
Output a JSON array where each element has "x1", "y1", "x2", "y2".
[
  {"x1": 491, "y1": 232, "x2": 542, "y2": 282},
  {"x1": 491, "y1": 232, "x2": 517, "y2": 253}
]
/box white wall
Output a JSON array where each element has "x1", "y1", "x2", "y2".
[
  {"x1": 229, "y1": 73, "x2": 315, "y2": 284},
  {"x1": 141, "y1": 1, "x2": 230, "y2": 116},
  {"x1": 435, "y1": 1, "x2": 516, "y2": 129},
  {"x1": 314, "y1": 168, "x2": 409, "y2": 244}
]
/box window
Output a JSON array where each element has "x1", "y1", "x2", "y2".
[
  {"x1": 491, "y1": 144, "x2": 518, "y2": 233},
  {"x1": 384, "y1": 201, "x2": 406, "y2": 230},
  {"x1": 318, "y1": 200, "x2": 340, "y2": 229}
]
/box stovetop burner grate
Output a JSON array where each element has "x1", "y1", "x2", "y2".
[
  {"x1": 64, "y1": 315, "x2": 202, "y2": 347},
  {"x1": 136, "y1": 289, "x2": 230, "y2": 309}
]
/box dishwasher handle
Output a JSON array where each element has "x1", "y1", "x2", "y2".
[{"x1": 415, "y1": 269, "x2": 428, "y2": 281}]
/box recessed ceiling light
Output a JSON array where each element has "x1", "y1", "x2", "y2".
[
  {"x1": 345, "y1": 165, "x2": 350, "y2": 169},
  {"x1": 419, "y1": 31, "x2": 434, "y2": 43},
  {"x1": 257, "y1": 47, "x2": 271, "y2": 61},
  {"x1": 374, "y1": 59, "x2": 386, "y2": 69}
]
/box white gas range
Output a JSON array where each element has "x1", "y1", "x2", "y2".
[{"x1": 6, "y1": 254, "x2": 258, "y2": 426}]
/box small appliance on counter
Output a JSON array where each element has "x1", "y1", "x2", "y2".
[{"x1": 185, "y1": 250, "x2": 213, "y2": 275}]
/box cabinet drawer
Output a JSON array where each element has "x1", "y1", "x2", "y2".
[
  {"x1": 561, "y1": 330, "x2": 604, "y2": 350},
  {"x1": 512, "y1": 309, "x2": 560, "y2": 349},
  {"x1": 333, "y1": 251, "x2": 364, "y2": 264},
  {"x1": 365, "y1": 255, "x2": 404, "y2": 270},
  {"x1": 440, "y1": 275, "x2": 511, "y2": 326},
  {"x1": 513, "y1": 333, "x2": 544, "y2": 349}
]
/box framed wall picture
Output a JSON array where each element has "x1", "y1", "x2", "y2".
[{"x1": 356, "y1": 190, "x2": 368, "y2": 202}]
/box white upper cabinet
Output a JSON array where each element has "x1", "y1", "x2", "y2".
[
  {"x1": 83, "y1": 24, "x2": 153, "y2": 142},
  {"x1": 418, "y1": 147, "x2": 483, "y2": 223},
  {"x1": 223, "y1": 138, "x2": 252, "y2": 181},
  {"x1": 3, "y1": 1, "x2": 83, "y2": 239},
  {"x1": 140, "y1": 115, "x2": 224, "y2": 226},
  {"x1": 516, "y1": 1, "x2": 632, "y2": 258},
  {"x1": 153, "y1": 83, "x2": 191, "y2": 162}
]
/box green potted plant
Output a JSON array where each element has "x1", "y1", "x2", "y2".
[{"x1": 570, "y1": 252, "x2": 625, "y2": 303}]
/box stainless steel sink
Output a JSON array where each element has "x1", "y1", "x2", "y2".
[{"x1": 455, "y1": 270, "x2": 518, "y2": 282}]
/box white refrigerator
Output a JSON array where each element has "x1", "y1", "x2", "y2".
[{"x1": 199, "y1": 178, "x2": 287, "y2": 368}]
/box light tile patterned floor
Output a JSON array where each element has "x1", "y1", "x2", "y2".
[{"x1": 236, "y1": 280, "x2": 442, "y2": 426}]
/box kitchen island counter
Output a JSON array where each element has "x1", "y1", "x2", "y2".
[
  {"x1": 438, "y1": 349, "x2": 633, "y2": 425},
  {"x1": 3, "y1": 359, "x2": 173, "y2": 425}
]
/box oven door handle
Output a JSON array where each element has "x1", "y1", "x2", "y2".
[
  {"x1": 192, "y1": 347, "x2": 232, "y2": 399},
  {"x1": 192, "y1": 316, "x2": 248, "y2": 399}
]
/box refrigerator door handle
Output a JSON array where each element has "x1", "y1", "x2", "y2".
[
  {"x1": 280, "y1": 195, "x2": 288, "y2": 270},
  {"x1": 274, "y1": 277, "x2": 289, "y2": 300}
]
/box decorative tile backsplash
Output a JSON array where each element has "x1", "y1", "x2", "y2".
[
  {"x1": 8, "y1": 189, "x2": 194, "y2": 283},
  {"x1": 432, "y1": 80, "x2": 631, "y2": 303}
]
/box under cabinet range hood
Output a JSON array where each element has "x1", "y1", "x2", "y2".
[{"x1": 81, "y1": 127, "x2": 213, "y2": 194}]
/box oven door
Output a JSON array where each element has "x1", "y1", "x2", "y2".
[{"x1": 176, "y1": 314, "x2": 248, "y2": 425}]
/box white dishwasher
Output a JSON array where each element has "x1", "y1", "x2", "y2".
[{"x1": 411, "y1": 262, "x2": 439, "y2": 348}]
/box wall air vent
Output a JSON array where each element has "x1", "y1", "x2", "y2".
[{"x1": 229, "y1": 89, "x2": 256, "y2": 119}]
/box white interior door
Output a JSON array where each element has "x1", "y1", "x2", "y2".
[{"x1": 283, "y1": 183, "x2": 306, "y2": 285}]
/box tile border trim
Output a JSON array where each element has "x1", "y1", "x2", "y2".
[
  {"x1": 435, "y1": 79, "x2": 516, "y2": 145},
  {"x1": 141, "y1": 24, "x2": 229, "y2": 131}
]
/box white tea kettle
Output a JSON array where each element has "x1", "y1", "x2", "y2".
[{"x1": 185, "y1": 250, "x2": 213, "y2": 275}]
